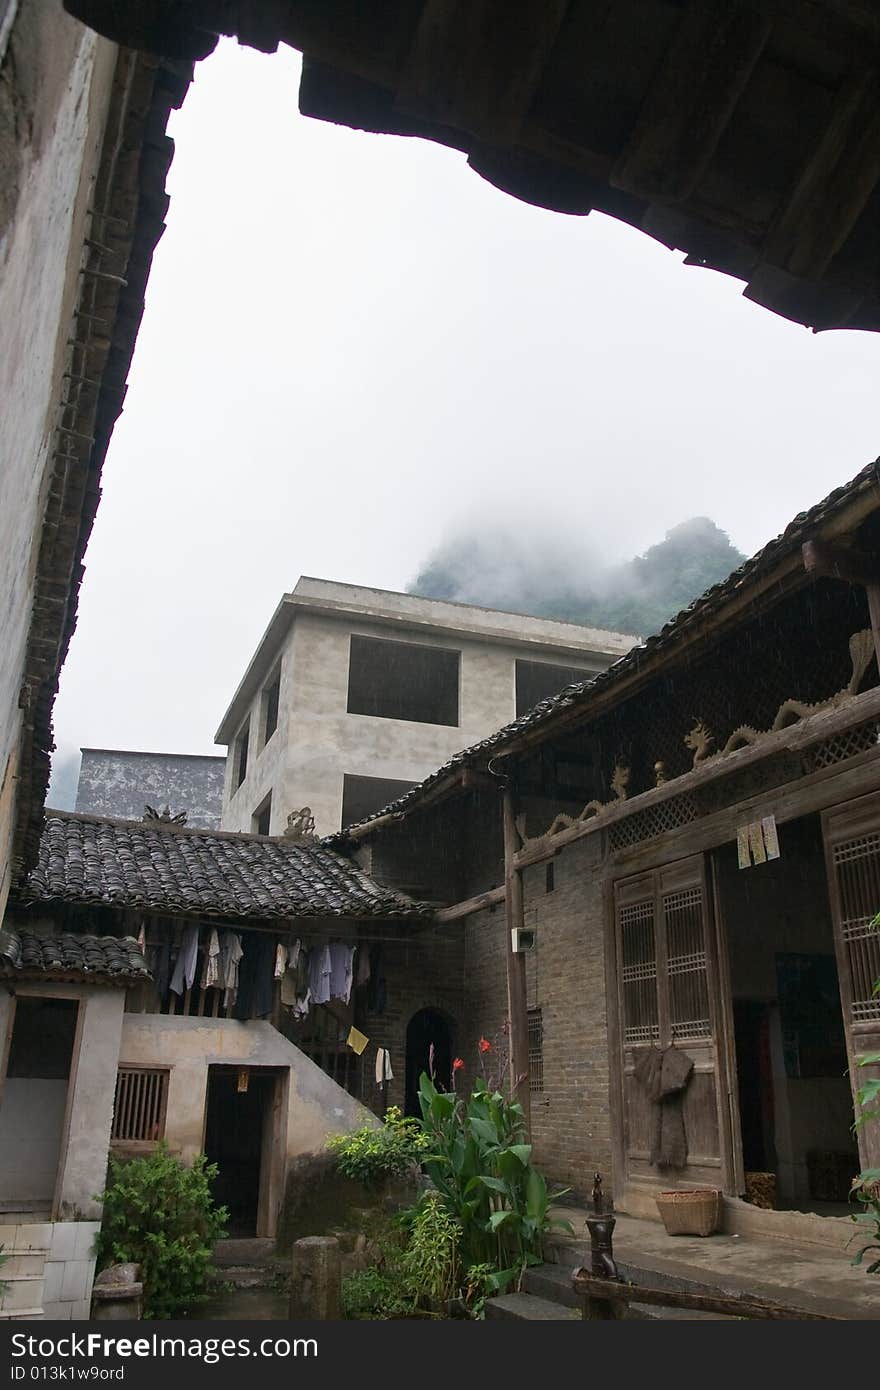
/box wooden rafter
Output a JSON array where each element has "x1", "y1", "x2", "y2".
[
  {"x1": 764, "y1": 69, "x2": 880, "y2": 279},
  {"x1": 611, "y1": 0, "x2": 772, "y2": 202},
  {"x1": 395, "y1": 0, "x2": 569, "y2": 146}
]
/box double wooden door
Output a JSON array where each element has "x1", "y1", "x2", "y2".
[
  {"x1": 613, "y1": 854, "x2": 736, "y2": 1199},
  {"x1": 613, "y1": 799, "x2": 880, "y2": 1201}
]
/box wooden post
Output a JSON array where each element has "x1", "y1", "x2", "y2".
[{"x1": 503, "y1": 785, "x2": 531, "y2": 1131}]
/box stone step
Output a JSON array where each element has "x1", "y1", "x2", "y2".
[
  {"x1": 485, "y1": 1292, "x2": 580, "y2": 1321},
  {"x1": 213, "y1": 1239, "x2": 276, "y2": 1267},
  {"x1": 521, "y1": 1263, "x2": 582, "y2": 1309},
  {"x1": 208, "y1": 1265, "x2": 278, "y2": 1290}
]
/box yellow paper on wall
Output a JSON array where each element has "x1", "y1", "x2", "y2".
[
  {"x1": 749, "y1": 820, "x2": 767, "y2": 865},
  {"x1": 347, "y1": 1026, "x2": 369, "y2": 1055},
  {"x1": 736, "y1": 826, "x2": 750, "y2": 869}
]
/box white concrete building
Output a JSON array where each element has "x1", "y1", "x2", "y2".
[{"x1": 216, "y1": 578, "x2": 637, "y2": 837}]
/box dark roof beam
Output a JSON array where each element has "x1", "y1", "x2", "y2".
[
  {"x1": 611, "y1": 0, "x2": 773, "y2": 202},
  {"x1": 763, "y1": 68, "x2": 880, "y2": 279},
  {"x1": 394, "y1": 0, "x2": 569, "y2": 147}
]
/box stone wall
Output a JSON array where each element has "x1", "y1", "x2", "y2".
[
  {"x1": 462, "y1": 833, "x2": 613, "y2": 1202},
  {"x1": 0, "y1": 3, "x2": 117, "y2": 919}
]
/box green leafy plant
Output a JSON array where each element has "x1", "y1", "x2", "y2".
[
  {"x1": 399, "y1": 1191, "x2": 460, "y2": 1309},
  {"x1": 94, "y1": 1143, "x2": 228, "y2": 1319},
  {"x1": 417, "y1": 1070, "x2": 572, "y2": 1287},
  {"x1": 326, "y1": 1106, "x2": 429, "y2": 1185},
  {"x1": 849, "y1": 1169, "x2": 880, "y2": 1274},
  {"x1": 461, "y1": 1262, "x2": 496, "y2": 1319},
  {"x1": 341, "y1": 1265, "x2": 413, "y2": 1319}
]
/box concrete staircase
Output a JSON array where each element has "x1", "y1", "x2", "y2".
[{"x1": 0, "y1": 1223, "x2": 50, "y2": 1321}]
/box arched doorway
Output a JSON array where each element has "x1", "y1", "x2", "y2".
[{"x1": 405, "y1": 1008, "x2": 452, "y2": 1117}]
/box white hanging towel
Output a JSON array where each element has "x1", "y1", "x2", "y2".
[
  {"x1": 201, "y1": 928, "x2": 221, "y2": 988},
  {"x1": 375, "y1": 1048, "x2": 393, "y2": 1084}
]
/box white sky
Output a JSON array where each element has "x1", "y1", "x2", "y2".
[{"x1": 48, "y1": 37, "x2": 880, "y2": 794}]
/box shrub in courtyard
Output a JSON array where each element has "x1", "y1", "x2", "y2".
[
  {"x1": 326, "y1": 1105, "x2": 429, "y2": 1185},
  {"x1": 399, "y1": 1191, "x2": 460, "y2": 1309},
  {"x1": 95, "y1": 1144, "x2": 228, "y2": 1319}
]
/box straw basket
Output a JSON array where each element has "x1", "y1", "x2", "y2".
[{"x1": 655, "y1": 1188, "x2": 722, "y2": 1237}]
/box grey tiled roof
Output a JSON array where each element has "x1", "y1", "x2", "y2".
[
  {"x1": 0, "y1": 926, "x2": 149, "y2": 983},
  {"x1": 20, "y1": 812, "x2": 431, "y2": 920},
  {"x1": 330, "y1": 460, "x2": 880, "y2": 838}
]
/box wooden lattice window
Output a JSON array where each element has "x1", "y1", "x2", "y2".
[
  {"x1": 619, "y1": 897, "x2": 660, "y2": 1046},
  {"x1": 831, "y1": 832, "x2": 880, "y2": 1023},
  {"x1": 616, "y1": 858, "x2": 711, "y2": 1048},
  {"x1": 111, "y1": 1067, "x2": 169, "y2": 1145},
  {"x1": 528, "y1": 1008, "x2": 543, "y2": 1093},
  {"x1": 664, "y1": 886, "x2": 711, "y2": 1040}
]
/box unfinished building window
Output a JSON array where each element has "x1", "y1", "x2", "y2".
[
  {"x1": 111, "y1": 1067, "x2": 169, "y2": 1147},
  {"x1": 347, "y1": 634, "x2": 460, "y2": 726},
  {"x1": 233, "y1": 720, "x2": 249, "y2": 790},
  {"x1": 528, "y1": 1008, "x2": 544, "y2": 1094},
  {"x1": 515, "y1": 659, "x2": 591, "y2": 717},
  {"x1": 252, "y1": 793, "x2": 272, "y2": 837},
  {"x1": 341, "y1": 773, "x2": 418, "y2": 829},
  {"x1": 262, "y1": 666, "x2": 281, "y2": 745}
]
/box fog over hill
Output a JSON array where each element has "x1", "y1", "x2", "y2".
[{"x1": 408, "y1": 516, "x2": 746, "y2": 638}]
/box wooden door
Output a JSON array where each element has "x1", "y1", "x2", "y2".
[
  {"x1": 822, "y1": 795, "x2": 880, "y2": 1170},
  {"x1": 614, "y1": 854, "x2": 732, "y2": 1198}
]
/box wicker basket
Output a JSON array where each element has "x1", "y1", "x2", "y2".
[{"x1": 655, "y1": 1188, "x2": 722, "y2": 1237}]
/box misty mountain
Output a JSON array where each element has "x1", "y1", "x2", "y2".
[{"x1": 408, "y1": 516, "x2": 746, "y2": 638}]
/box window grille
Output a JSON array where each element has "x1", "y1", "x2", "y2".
[
  {"x1": 111, "y1": 1067, "x2": 168, "y2": 1144},
  {"x1": 833, "y1": 833, "x2": 880, "y2": 1022},
  {"x1": 528, "y1": 1008, "x2": 544, "y2": 1094}
]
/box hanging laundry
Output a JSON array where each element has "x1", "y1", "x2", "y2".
[
  {"x1": 235, "y1": 934, "x2": 276, "y2": 1020},
  {"x1": 308, "y1": 942, "x2": 332, "y2": 1005},
  {"x1": 201, "y1": 928, "x2": 221, "y2": 989},
  {"x1": 355, "y1": 945, "x2": 371, "y2": 988},
  {"x1": 287, "y1": 938, "x2": 301, "y2": 972},
  {"x1": 136, "y1": 921, "x2": 146, "y2": 952},
  {"x1": 169, "y1": 923, "x2": 200, "y2": 995},
  {"x1": 347, "y1": 1027, "x2": 369, "y2": 1056},
  {"x1": 220, "y1": 930, "x2": 244, "y2": 1009},
  {"x1": 274, "y1": 941, "x2": 288, "y2": 979},
  {"x1": 367, "y1": 945, "x2": 386, "y2": 1014},
  {"x1": 153, "y1": 937, "x2": 171, "y2": 1001},
  {"x1": 329, "y1": 941, "x2": 355, "y2": 1003},
  {"x1": 375, "y1": 1048, "x2": 393, "y2": 1084}
]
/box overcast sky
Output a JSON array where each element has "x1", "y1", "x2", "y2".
[{"x1": 48, "y1": 37, "x2": 880, "y2": 801}]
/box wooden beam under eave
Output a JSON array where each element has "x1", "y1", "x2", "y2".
[
  {"x1": 763, "y1": 69, "x2": 880, "y2": 279},
  {"x1": 395, "y1": 0, "x2": 568, "y2": 147},
  {"x1": 611, "y1": 0, "x2": 772, "y2": 202},
  {"x1": 435, "y1": 885, "x2": 506, "y2": 923},
  {"x1": 802, "y1": 537, "x2": 880, "y2": 667}
]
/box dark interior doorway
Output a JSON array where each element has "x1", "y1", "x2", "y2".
[
  {"x1": 717, "y1": 814, "x2": 858, "y2": 1213},
  {"x1": 405, "y1": 1008, "x2": 452, "y2": 1116},
  {"x1": 204, "y1": 1068, "x2": 276, "y2": 1236}
]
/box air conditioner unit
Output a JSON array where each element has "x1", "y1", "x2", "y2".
[{"x1": 511, "y1": 926, "x2": 536, "y2": 953}]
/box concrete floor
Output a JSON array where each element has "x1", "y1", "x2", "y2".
[{"x1": 549, "y1": 1205, "x2": 880, "y2": 1319}]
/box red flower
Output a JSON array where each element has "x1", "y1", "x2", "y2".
[
  {"x1": 452, "y1": 1057, "x2": 465, "y2": 1071},
  {"x1": 479, "y1": 1037, "x2": 492, "y2": 1054}
]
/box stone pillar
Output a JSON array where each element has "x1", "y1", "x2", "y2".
[{"x1": 289, "y1": 1236, "x2": 341, "y2": 1320}]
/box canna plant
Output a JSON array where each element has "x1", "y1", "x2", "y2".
[{"x1": 417, "y1": 1069, "x2": 571, "y2": 1292}]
